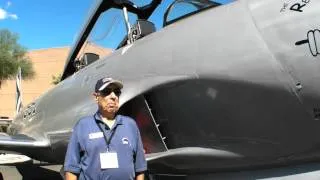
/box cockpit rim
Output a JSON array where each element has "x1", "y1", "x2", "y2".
[{"x1": 60, "y1": 0, "x2": 224, "y2": 81}]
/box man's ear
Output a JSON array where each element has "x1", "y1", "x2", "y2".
[{"x1": 93, "y1": 92, "x2": 99, "y2": 102}]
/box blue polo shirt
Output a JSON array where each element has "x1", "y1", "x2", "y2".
[{"x1": 64, "y1": 112, "x2": 147, "y2": 180}]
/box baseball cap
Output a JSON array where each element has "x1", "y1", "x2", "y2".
[{"x1": 95, "y1": 77, "x2": 123, "y2": 92}]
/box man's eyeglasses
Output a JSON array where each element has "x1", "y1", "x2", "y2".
[{"x1": 99, "y1": 88, "x2": 121, "y2": 97}]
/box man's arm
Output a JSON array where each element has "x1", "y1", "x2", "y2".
[
  {"x1": 136, "y1": 172, "x2": 145, "y2": 180},
  {"x1": 64, "y1": 124, "x2": 82, "y2": 178},
  {"x1": 65, "y1": 172, "x2": 78, "y2": 180},
  {"x1": 134, "y1": 123, "x2": 147, "y2": 180}
]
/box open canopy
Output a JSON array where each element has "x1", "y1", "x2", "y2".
[{"x1": 61, "y1": 0, "x2": 233, "y2": 80}]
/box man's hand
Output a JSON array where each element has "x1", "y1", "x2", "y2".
[
  {"x1": 136, "y1": 172, "x2": 145, "y2": 180},
  {"x1": 65, "y1": 172, "x2": 78, "y2": 180}
]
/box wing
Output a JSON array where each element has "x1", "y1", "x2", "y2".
[
  {"x1": 146, "y1": 147, "x2": 244, "y2": 174},
  {"x1": 0, "y1": 133, "x2": 50, "y2": 157}
]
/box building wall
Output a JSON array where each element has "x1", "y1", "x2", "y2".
[{"x1": 0, "y1": 45, "x2": 111, "y2": 118}]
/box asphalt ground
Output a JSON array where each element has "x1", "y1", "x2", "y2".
[
  {"x1": 0, "y1": 160, "x2": 63, "y2": 180},
  {"x1": 2, "y1": 160, "x2": 320, "y2": 179}
]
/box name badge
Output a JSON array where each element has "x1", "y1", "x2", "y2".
[
  {"x1": 89, "y1": 132, "x2": 104, "y2": 139},
  {"x1": 100, "y1": 152, "x2": 119, "y2": 169}
]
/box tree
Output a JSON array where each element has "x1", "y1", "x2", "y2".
[
  {"x1": 51, "y1": 73, "x2": 62, "y2": 85},
  {"x1": 0, "y1": 29, "x2": 35, "y2": 88}
]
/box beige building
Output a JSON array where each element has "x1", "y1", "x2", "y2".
[{"x1": 0, "y1": 44, "x2": 111, "y2": 119}]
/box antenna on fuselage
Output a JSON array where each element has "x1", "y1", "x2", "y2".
[{"x1": 122, "y1": 7, "x2": 132, "y2": 45}]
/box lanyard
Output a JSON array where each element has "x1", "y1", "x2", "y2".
[{"x1": 95, "y1": 117, "x2": 117, "y2": 152}]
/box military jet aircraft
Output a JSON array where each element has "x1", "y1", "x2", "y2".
[{"x1": 1, "y1": 0, "x2": 320, "y2": 178}]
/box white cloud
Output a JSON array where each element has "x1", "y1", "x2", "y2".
[
  {"x1": 0, "y1": 8, "x2": 6, "y2": 19},
  {"x1": 6, "y1": 1, "x2": 12, "y2": 8},
  {"x1": 8, "y1": 13, "x2": 17, "y2": 19},
  {"x1": 0, "y1": 8, "x2": 18, "y2": 20}
]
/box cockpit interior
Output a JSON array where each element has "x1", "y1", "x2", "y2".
[{"x1": 60, "y1": 0, "x2": 231, "y2": 80}]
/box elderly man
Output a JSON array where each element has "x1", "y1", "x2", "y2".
[{"x1": 64, "y1": 77, "x2": 146, "y2": 180}]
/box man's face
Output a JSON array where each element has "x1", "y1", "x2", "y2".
[{"x1": 96, "y1": 84, "x2": 121, "y2": 115}]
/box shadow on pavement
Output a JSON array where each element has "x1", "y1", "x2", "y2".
[{"x1": 15, "y1": 161, "x2": 63, "y2": 180}]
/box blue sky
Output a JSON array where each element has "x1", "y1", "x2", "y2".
[
  {"x1": 0, "y1": 0, "x2": 234, "y2": 50},
  {"x1": 0, "y1": 0, "x2": 93, "y2": 50}
]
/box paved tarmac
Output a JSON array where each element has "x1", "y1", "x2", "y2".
[
  {"x1": 0, "y1": 160, "x2": 63, "y2": 180},
  {"x1": 3, "y1": 160, "x2": 320, "y2": 179}
]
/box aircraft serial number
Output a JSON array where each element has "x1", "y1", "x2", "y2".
[{"x1": 23, "y1": 103, "x2": 36, "y2": 121}]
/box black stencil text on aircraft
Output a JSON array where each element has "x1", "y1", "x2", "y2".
[
  {"x1": 295, "y1": 29, "x2": 319, "y2": 57},
  {"x1": 280, "y1": 0, "x2": 311, "y2": 13},
  {"x1": 313, "y1": 108, "x2": 320, "y2": 120}
]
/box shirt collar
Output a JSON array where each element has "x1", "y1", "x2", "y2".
[{"x1": 94, "y1": 111, "x2": 123, "y2": 126}]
